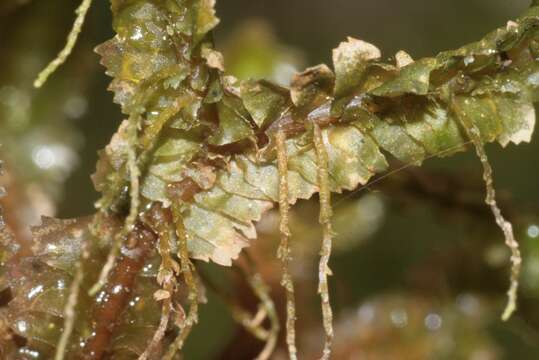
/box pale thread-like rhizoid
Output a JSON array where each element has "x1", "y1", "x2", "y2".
[
  {"x1": 138, "y1": 207, "x2": 177, "y2": 360},
  {"x1": 163, "y1": 204, "x2": 200, "y2": 360},
  {"x1": 89, "y1": 114, "x2": 142, "y2": 296},
  {"x1": 276, "y1": 129, "x2": 299, "y2": 360},
  {"x1": 313, "y1": 123, "x2": 335, "y2": 360},
  {"x1": 452, "y1": 99, "x2": 522, "y2": 321},
  {"x1": 33, "y1": 0, "x2": 93, "y2": 88}
]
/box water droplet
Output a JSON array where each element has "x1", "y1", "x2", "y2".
[
  {"x1": 63, "y1": 96, "x2": 88, "y2": 119},
  {"x1": 456, "y1": 293, "x2": 480, "y2": 316},
  {"x1": 96, "y1": 291, "x2": 108, "y2": 304},
  {"x1": 57, "y1": 279, "x2": 65, "y2": 290},
  {"x1": 18, "y1": 348, "x2": 40, "y2": 358},
  {"x1": 390, "y1": 309, "x2": 408, "y2": 328},
  {"x1": 131, "y1": 26, "x2": 144, "y2": 41},
  {"x1": 357, "y1": 303, "x2": 376, "y2": 323},
  {"x1": 46, "y1": 243, "x2": 57, "y2": 251},
  {"x1": 32, "y1": 146, "x2": 55, "y2": 169},
  {"x1": 16, "y1": 320, "x2": 28, "y2": 333},
  {"x1": 424, "y1": 313, "x2": 442, "y2": 331},
  {"x1": 27, "y1": 285, "x2": 44, "y2": 299},
  {"x1": 463, "y1": 55, "x2": 475, "y2": 66},
  {"x1": 527, "y1": 224, "x2": 539, "y2": 238},
  {"x1": 528, "y1": 72, "x2": 539, "y2": 86},
  {"x1": 31, "y1": 143, "x2": 78, "y2": 172},
  {"x1": 142, "y1": 263, "x2": 153, "y2": 273},
  {"x1": 129, "y1": 296, "x2": 141, "y2": 307}
]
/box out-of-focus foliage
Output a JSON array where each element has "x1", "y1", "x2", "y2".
[
  {"x1": 0, "y1": 0, "x2": 94, "y2": 251},
  {"x1": 304, "y1": 295, "x2": 500, "y2": 360},
  {"x1": 522, "y1": 220, "x2": 539, "y2": 294},
  {"x1": 219, "y1": 20, "x2": 304, "y2": 85}
]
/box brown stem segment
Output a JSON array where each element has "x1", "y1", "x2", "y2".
[
  {"x1": 0, "y1": 159, "x2": 32, "y2": 256},
  {"x1": 81, "y1": 223, "x2": 157, "y2": 360}
]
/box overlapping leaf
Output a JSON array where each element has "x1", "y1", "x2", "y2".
[
  {"x1": 3, "y1": 1, "x2": 538, "y2": 358},
  {"x1": 92, "y1": 0, "x2": 258, "y2": 265},
  {"x1": 96, "y1": 0, "x2": 538, "y2": 267},
  {"x1": 1, "y1": 216, "x2": 166, "y2": 359}
]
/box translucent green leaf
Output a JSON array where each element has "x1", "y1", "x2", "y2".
[
  {"x1": 208, "y1": 94, "x2": 254, "y2": 145},
  {"x1": 94, "y1": 0, "x2": 538, "y2": 269},
  {"x1": 333, "y1": 37, "x2": 381, "y2": 98},
  {"x1": 3, "y1": 216, "x2": 165, "y2": 359},
  {"x1": 241, "y1": 80, "x2": 289, "y2": 128}
]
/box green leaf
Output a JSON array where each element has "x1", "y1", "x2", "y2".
[
  {"x1": 3, "y1": 216, "x2": 165, "y2": 359},
  {"x1": 208, "y1": 93, "x2": 255, "y2": 145},
  {"x1": 7, "y1": 1, "x2": 539, "y2": 359},
  {"x1": 241, "y1": 80, "x2": 289, "y2": 128},
  {"x1": 0, "y1": 223, "x2": 16, "y2": 293},
  {"x1": 290, "y1": 64, "x2": 335, "y2": 108},
  {"x1": 94, "y1": 0, "x2": 538, "y2": 268},
  {"x1": 371, "y1": 58, "x2": 437, "y2": 97},
  {"x1": 333, "y1": 37, "x2": 382, "y2": 98}
]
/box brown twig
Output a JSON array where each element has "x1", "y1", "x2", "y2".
[{"x1": 81, "y1": 223, "x2": 157, "y2": 360}]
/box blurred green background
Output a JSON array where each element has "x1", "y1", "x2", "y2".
[{"x1": 1, "y1": 0, "x2": 539, "y2": 358}]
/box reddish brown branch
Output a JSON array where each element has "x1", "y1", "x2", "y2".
[
  {"x1": 81, "y1": 223, "x2": 157, "y2": 360},
  {"x1": 0, "y1": 161, "x2": 33, "y2": 257}
]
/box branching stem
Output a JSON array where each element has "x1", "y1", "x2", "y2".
[{"x1": 82, "y1": 222, "x2": 156, "y2": 360}]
